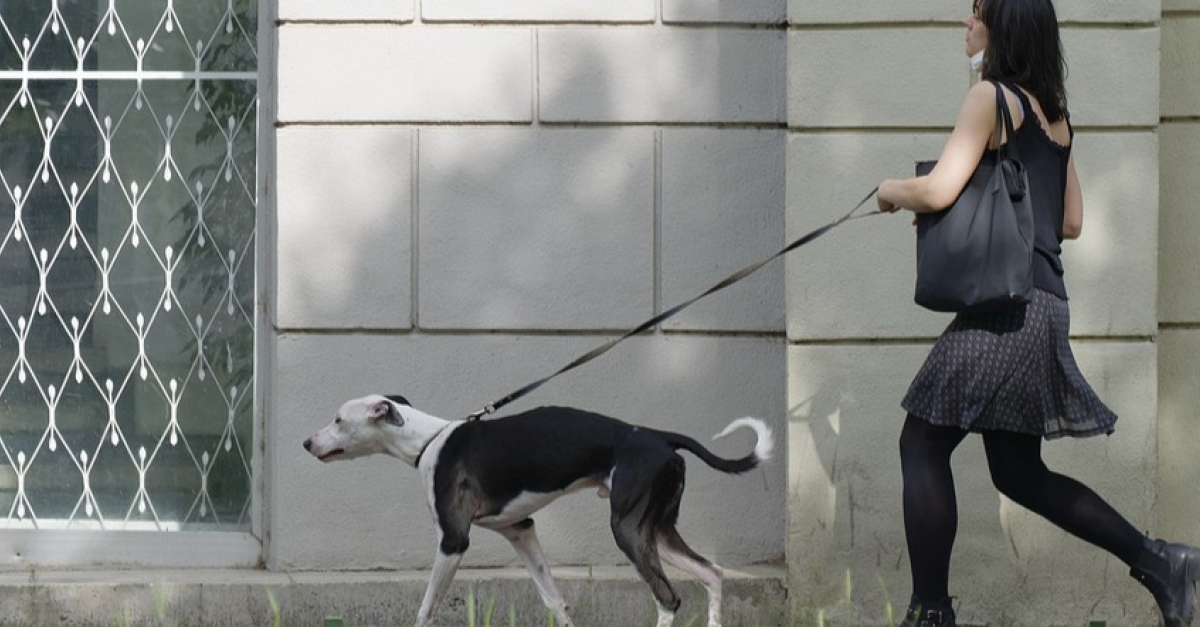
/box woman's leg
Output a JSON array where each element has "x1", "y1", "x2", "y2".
[
  {"x1": 982, "y1": 429, "x2": 1200, "y2": 625},
  {"x1": 980, "y1": 429, "x2": 1144, "y2": 564},
  {"x1": 899, "y1": 414, "x2": 969, "y2": 603}
]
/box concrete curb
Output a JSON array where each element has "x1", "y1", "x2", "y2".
[{"x1": 0, "y1": 565, "x2": 787, "y2": 626}]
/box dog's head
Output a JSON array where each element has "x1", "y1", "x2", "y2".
[{"x1": 303, "y1": 394, "x2": 411, "y2": 463}]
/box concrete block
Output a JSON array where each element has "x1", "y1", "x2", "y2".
[
  {"x1": 1062, "y1": 131, "x2": 1158, "y2": 336},
  {"x1": 788, "y1": 0, "x2": 1158, "y2": 24},
  {"x1": 789, "y1": 28, "x2": 970, "y2": 129},
  {"x1": 278, "y1": 0, "x2": 414, "y2": 21},
  {"x1": 277, "y1": 26, "x2": 531, "y2": 123},
  {"x1": 275, "y1": 126, "x2": 413, "y2": 330},
  {"x1": 1063, "y1": 27, "x2": 1160, "y2": 127},
  {"x1": 661, "y1": 129, "x2": 786, "y2": 332},
  {"x1": 789, "y1": 27, "x2": 1159, "y2": 129},
  {"x1": 1163, "y1": 16, "x2": 1200, "y2": 118},
  {"x1": 1165, "y1": 0, "x2": 1200, "y2": 12},
  {"x1": 785, "y1": 131, "x2": 961, "y2": 341},
  {"x1": 790, "y1": 0, "x2": 971, "y2": 24},
  {"x1": 787, "y1": 340, "x2": 1158, "y2": 625},
  {"x1": 1160, "y1": 122, "x2": 1200, "y2": 323},
  {"x1": 417, "y1": 128, "x2": 653, "y2": 330},
  {"x1": 1157, "y1": 330, "x2": 1200, "y2": 542},
  {"x1": 663, "y1": 0, "x2": 785, "y2": 24},
  {"x1": 540, "y1": 28, "x2": 785, "y2": 124},
  {"x1": 422, "y1": 0, "x2": 654, "y2": 22},
  {"x1": 271, "y1": 332, "x2": 785, "y2": 570}
]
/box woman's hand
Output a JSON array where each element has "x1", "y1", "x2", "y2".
[{"x1": 877, "y1": 179, "x2": 902, "y2": 213}]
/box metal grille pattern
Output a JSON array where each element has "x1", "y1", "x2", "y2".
[{"x1": 0, "y1": 0, "x2": 257, "y2": 531}]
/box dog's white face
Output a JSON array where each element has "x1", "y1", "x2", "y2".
[{"x1": 304, "y1": 394, "x2": 406, "y2": 463}]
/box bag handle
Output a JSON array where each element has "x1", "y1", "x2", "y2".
[{"x1": 990, "y1": 79, "x2": 1021, "y2": 163}]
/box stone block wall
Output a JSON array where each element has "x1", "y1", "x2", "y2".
[
  {"x1": 266, "y1": 0, "x2": 789, "y2": 574},
  {"x1": 1158, "y1": 0, "x2": 1200, "y2": 543}
]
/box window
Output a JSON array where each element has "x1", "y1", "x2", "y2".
[{"x1": 0, "y1": 0, "x2": 257, "y2": 539}]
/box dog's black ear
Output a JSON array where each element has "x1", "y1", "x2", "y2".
[
  {"x1": 385, "y1": 395, "x2": 411, "y2": 407},
  {"x1": 371, "y1": 399, "x2": 405, "y2": 426}
]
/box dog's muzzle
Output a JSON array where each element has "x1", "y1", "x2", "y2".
[{"x1": 302, "y1": 438, "x2": 344, "y2": 462}]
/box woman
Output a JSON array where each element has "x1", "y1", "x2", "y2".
[{"x1": 876, "y1": 1, "x2": 1200, "y2": 626}]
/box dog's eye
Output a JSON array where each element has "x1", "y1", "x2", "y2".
[{"x1": 334, "y1": 417, "x2": 343, "y2": 425}]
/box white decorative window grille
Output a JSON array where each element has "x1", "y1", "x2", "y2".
[{"x1": 0, "y1": 0, "x2": 257, "y2": 532}]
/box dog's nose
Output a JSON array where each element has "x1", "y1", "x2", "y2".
[{"x1": 303, "y1": 438, "x2": 312, "y2": 451}]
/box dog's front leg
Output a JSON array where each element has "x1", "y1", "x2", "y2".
[
  {"x1": 495, "y1": 518, "x2": 574, "y2": 627},
  {"x1": 415, "y1": 545, "x2": 464, "y2": 627}
]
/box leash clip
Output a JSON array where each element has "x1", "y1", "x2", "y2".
[{"x1": 466, "y1": 404, "x2": 495, "y2": 421}]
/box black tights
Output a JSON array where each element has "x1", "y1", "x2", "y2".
[{"x1": 899, "y1": 414, "x2": 1146, "y2": 603}]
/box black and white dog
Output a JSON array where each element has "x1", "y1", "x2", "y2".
[{"x1": 303, "y1": 394, "x2": 773, "y2": 627}]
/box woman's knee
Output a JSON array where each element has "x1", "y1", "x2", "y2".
[
  {"x1": 982, "y1": 431, "x2": 1047, "y2": 501},
  {"x1": 899, "y1": 414, "x2": 965, "y2": 467}
]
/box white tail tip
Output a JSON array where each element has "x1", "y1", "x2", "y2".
[{"x1": 712, "y1": 417, "x2": 774, "y2": 463}]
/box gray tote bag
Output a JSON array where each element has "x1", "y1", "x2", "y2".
[{"x1": 914, "y1": 81, "x2": 1035, "y2": 312}]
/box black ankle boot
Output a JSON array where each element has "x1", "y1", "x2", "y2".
[
  {"x1": 898, "y1": 596, "x2": 955, "y2": 627},
  {"x1": 1130, "y1": 537, "x2": 1200, "y2": 626}
]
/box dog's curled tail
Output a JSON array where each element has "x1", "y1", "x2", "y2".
[
  {"x1": 714, "y1": 417, "x2": 774, "y2": 464},
  {"x1": 661, "y1": 417, "x2": 773, "y2": 475}
]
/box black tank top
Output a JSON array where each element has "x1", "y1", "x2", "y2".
[{"x1": 1005, "y1": 84, "x2": 1070, "y2": 299}]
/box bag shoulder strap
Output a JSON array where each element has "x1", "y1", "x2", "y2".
[{"x1": 988, "y1": 79, "x2": 1021, "y2": 162}]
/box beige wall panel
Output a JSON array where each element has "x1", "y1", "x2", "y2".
[
  {"x1": 663, "y1": 0, "x2": 785, "y2": 24},
  {"x1": 786, "y1": 131, "x2": 1155, "y2": 340},
  {"x1": 275, "y1": 127, "x2": 413, "y2": 330},
  {"x1": 1165, "y1": 0, "x2": 1200, "y2": 11},
  {"x1": 1159, "y1": 122, "x2": 1200, "y2": 323},
  {"x1": 785, "y1": 131, "x2": 955, "y2": 341},
  {"x1": 1157, "y1": 330, "x2": 1200, "y2": 542},
  {"x1": 418, "y1": 128, "x2": 655, "y2": 331},
  {"x1": 1062, "y1": 28, "x2": 1160, "y2": 127},
  {"x1": 789, "y1": 0, "x2": 1158, "y2": 24},
  {"x1": 1163, "y1": 16, "x2": 1200, "y2": 118},
  {"x1": 540, "y1": 28, "x2": 786, "y2": 124},
  {"x1": 1063, "y1": 131, "x2": 1158, "y2": 336},
  {"x1": 278, "y1": 0, "x2": 414, "y2": 21},
  {"x1": 790, "y1": 28, "x2": 1157, "y2": 129},
  {"x1": 789, "y1": 28, "x2": 964, "y2": 129},
  {"x1": 788, "y1": 341, "x2": 1158, "y2": 624},
  {"x1": 421, "y1": 0, "x2": 654, "y2": 23},
  {"x1": 277, "y1": 26, "x2": 533, "y2": 123},
  {"x1": 661, "y1": 129, "x2": 786, "y2": 332}
]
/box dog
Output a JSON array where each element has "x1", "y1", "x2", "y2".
[{"x1": 303, "y1": 394, "x2": 773, "y2": 627}]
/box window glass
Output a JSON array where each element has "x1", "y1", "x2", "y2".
[{"x1": 0, "y1": 0, "x2": 257, "y2": 531}]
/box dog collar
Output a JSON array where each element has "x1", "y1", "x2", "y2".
[{"x1": 414, "y1": 424, "x2": 452, "y2": 467}]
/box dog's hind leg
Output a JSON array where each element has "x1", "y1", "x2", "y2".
[
  {"x1": 658, "y1": 528, "x2": 724, "y2": 627},
  {"x1": 649, "y1": 476, "x2": 725, "y2": 627},
  {"x1": 495, "y1": 518, "x2": 574, "y2": 626},
  {"x1": 610, "y1": 448, "x2": 687, "y2": 627}
]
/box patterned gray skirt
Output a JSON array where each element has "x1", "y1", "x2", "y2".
[{"x1": 902, "y1": 288, "x2": 1117, "y2": 439}]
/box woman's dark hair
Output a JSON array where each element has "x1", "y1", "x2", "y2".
[{"x1": 978, "y1": 0, "x2": 1069, "y2": 122}]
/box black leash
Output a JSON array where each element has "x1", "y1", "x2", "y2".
[{"x1": 466, "y1": 187, "x2": 883, "y2": 420}]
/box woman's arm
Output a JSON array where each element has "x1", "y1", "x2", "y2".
[
  {"x1": 1062, "y1": 155, "x2": 1082, "y2": 239},
  {"x1": 877, "y1": 81, "x2": 998, "y2": 213}
]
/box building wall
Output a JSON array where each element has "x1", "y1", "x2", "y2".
[
  {"x1": 786, "y1": 1, "x2": 1173, "y2": 625},
  {"x1": 1158, "y1": 0, "x2": 1200, "y2": 542},
  {"x1": 265, "y1": 0, "x2": 789, "y2": 572},
  {"x1": 258, "y1": 0, "x2": 1196, "y2": 624}
]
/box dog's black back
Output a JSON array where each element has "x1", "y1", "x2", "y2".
[{"x1": 437, "y1": 406, "x2": 633, "y2": 510}]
